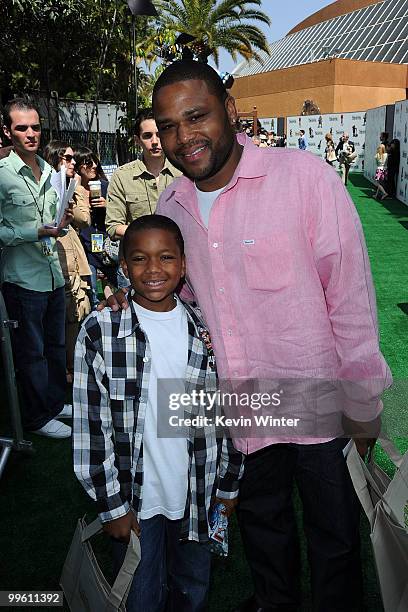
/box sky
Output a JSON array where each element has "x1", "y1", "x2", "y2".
[{"x1": 215, "y1": 0, "x2": 334, "y2": 73}]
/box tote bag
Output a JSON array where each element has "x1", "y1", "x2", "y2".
[
  {"x1": 60, "y1": 516, "x2": 141, "y2": 612},
  {"x1": 347, "y1": 438, "x2": 408, "y2": 612}
]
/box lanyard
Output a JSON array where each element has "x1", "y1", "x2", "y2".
[
  {"x1": 22, "y1": 175, "x2": 46, "y2": 224},
  {"x1": 143, "y1": 172, "x2": 169, "y2": 214}
]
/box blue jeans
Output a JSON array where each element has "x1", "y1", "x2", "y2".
[
  {"x1": 112, "y1": 515, "x2": 211, "y2": 612},
  {"x1": 89, "y1": 264, "x2": 119, "y2": 309},
  {"x1": 2, "y1": 283, "x2": 66, "y2": 431},
  {"x1": 117, "y1": 265, "x2": 131, "y2": 290}
]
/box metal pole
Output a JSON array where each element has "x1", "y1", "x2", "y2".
[
  {"x1": 0, "y1": 291, "x2": 34, "y2": 479},
  {"x1": 132, "y1": 16, "x2": 138, "y2": 118}
]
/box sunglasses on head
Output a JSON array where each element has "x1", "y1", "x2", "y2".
[{"x1": 60, "y1": 154, "x2": 76, "y2": 163}]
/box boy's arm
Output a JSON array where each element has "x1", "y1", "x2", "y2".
[
  {"x1": 72, "y1": 319, "x2": 131, "y2": 523},
  {"x1": 216, "y1": 436, "x2": 245, "y2": 502}
]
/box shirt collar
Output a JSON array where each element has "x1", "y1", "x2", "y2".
[
  {"x1": 116, "y1": 292, "x2": 204, "y2": 339},
  {"x1": 132, "y1": 156, "x2": 177, "y2": 179},
  {"x1": 168, "y1": 132, "x2": 268, "y2": 199},
  {"x1": 117, "y1": 297, "x2": 140, "y2": 338},
  {"x1": 8, "y1": 150, "x2": 47, "y2": 176}
]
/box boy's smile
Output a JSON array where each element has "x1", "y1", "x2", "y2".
[{"x1": 121, "y1": 228, "x2": 186, "y2": 312}]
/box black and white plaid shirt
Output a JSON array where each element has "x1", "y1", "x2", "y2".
[{"x1": 73, "y1": 297, "x2": 244, "y2": 542}]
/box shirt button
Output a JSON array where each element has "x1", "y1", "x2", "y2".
[
  {"x1": 143, "y1": 357, "x2": 149, "y2": 363},
  {"x1": 212, "y1": 242, "x2": 219, "y2": 248},
  {"x1": 227, "y1": 329, "x2": 232, "y2": 336},
  {"x1": 140, "y1": 396, "x2": 147, "y2": 403},
  {"x1": 233, "y1": 371, "x2": 239, "y2": 377},
  {"x1": 219, "y1": 288, "x2": 224, "y2": 293}
]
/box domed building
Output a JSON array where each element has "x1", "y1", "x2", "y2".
[{"x1": 231, "y1": 0, "x2": 408, "y2": 118}]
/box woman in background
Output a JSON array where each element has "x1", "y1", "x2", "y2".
[
  {"x1": 74, "y1": 146, "x2": 118, "y2": 309},
  {"x1": 324, "y1": 132, "x2": 336, "y2": 166},
  {"x1": 43, "y1": 140, "x2": 91, "y2": 384},
  {"x1": 373, "y1": 143, "x2": 388, "y2": 201}
]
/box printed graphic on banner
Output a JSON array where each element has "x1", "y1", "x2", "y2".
[
  {"x1": 286, "y1": 112, "x2": 366, "y2": 173},
  {"x1": 259, "y1": 117, "x2": 278, "y2": 132}
]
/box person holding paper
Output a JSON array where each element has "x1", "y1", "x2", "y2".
[
  {"x1": 43, "y1": 140, "x2": 92, "y2": 384},
  {"x1": 0, "y1": 99, "x2": 73, "y2": 439}
]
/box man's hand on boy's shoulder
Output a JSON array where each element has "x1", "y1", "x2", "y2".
[
  {"x1": 97, "y1": 286, "x2": 129, "y2": 312},
  {"x1": 102, "y1": 510, "x2": 140, "y2": 542},
  {"x1": 214, "y1": 497, "x2": 238, "y2": 518}
]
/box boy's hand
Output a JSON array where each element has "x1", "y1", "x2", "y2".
[
  {"x1": 97, "y1": 286, "x2": 129, "y2": 312},
  {"x1": 103, "y1": 511, "x2": 140, "y2": 543},
  {"x1": 214, "y1": 497, "x2": 238, "y2": 517}
]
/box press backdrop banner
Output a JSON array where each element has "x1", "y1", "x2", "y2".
[
  {"x1": 394, "y1": 100, "x2": 408, "y2": 206},
  {"x1": 364, "y1": 106, "x2": 388, "y2": 183},
  {"x1": 259, "y1": 117, "x2": 278, "y2": 132},
  {"x1": 286, "y1": 111, "x2": 367, "y2": 172}
]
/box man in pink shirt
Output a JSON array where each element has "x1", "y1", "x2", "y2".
[{"x1": 110, "y1": 61, "x2": 391, "y2": 612}]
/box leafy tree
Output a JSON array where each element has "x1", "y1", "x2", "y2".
[
  {"x1": 0, "y1": 0, "x2": 151, "y2": 105},
  {"x1": 137, "y1": 0, "x2": 271, "y2": 66}
]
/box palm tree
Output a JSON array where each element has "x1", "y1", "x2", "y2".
[{"x1": 138, "y1": 0, "x2": 271, "y2": 67}]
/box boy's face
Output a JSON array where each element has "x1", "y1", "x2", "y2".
[{"x1": 122, "y1": 228, "x2": 186, "y2": 312}]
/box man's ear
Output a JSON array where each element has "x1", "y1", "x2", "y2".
[
  {"x1": 181, "y1": 254, "x2": 186, "y2": 278},
  {"x1": 3, "y1": 125, "x2": 11, "y2": 142},
  {"x1": 225, "y1": 95, "x2": 238, "y2": 128},
  {"x1": 134, "y1": 134, "x2": 141, "y2": 148}
]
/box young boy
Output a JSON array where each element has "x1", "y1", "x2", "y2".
[{"x1": 73, "y1": 215, "x2": 244, "y2": 612}]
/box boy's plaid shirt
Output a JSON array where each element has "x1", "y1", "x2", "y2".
[{"x1": 73, "y1": 297, "x2": 244, "y2": 542}]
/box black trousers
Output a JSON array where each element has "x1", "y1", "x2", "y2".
[{"x1": 237, "y1": 439, "x2": 363, "y2": 612}]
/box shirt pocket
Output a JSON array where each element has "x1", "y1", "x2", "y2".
[
  {"x1": 125, "y1": 195, "x2": 152, "y2": 221},
  {"x1": 108, "y1": 377, "x2": 139, "y2": 400},
  {"x1": 11, "y1": 194, "x2": 37, "y2": 224},
  {"x1": 242, "y1": 235, "x2": 294, "y2": 291},
  {"x1": 108, "y1": 378, "x2": 140, "y2": 430}
]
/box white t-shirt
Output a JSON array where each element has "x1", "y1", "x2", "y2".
[
  {"x1": 195, "y1": 185, "x2": 223, "y2": 228},
  {"x1": 134, "y1": 299, "x2": 189, "y2": 520}
]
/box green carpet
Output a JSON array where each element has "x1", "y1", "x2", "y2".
[{"x1": 1, "y1": 174, "x2": 407, "y2": 612}]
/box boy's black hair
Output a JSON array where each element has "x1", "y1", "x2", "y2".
[
  {"x1": 2, "y1": 97, "x2": 41, "y2": 129},
  {"x1": 152, "y1": 60, "x2": 228, "y2": 107},
  {"x1": 122, "y1": 215, "x2": 185, "y2": 259},
  {"x1": 134, "y1": 108, "x2": 154, "y2": 137}
]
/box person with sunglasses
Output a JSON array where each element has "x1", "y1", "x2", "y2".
[
  {"x1": 43, "y1": 140, "x2": 92, "y2": 384},
  {"x1": 74, "y1": 146, "x2": 118, "y2": 308},
  {"x1": 0, "y1": 99, "x2": 74, "y2": 439}
]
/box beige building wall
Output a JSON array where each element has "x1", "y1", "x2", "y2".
[{"x1": 231, "y1": 59, "x2": 407, "y2": 118}]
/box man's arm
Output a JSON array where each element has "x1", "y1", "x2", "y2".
[
  {"x1": 0, "y1": 201, "x2": 73, "y2": 246},
  {"x1": 309, "y1": 165, "x2": 392, "y2": 440},
  {"x1": 106, "y1": 171, "x2": 128, "y2": 240},
  {"x1": 0, "y1": 191, "x2": 38, "y2": 245},
  {"x1": 73, "y1": 318, "x2": 132, "y2": 524}
]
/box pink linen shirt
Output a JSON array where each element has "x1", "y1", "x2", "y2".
[{"x1": 156, "y1": 134, "x2": 392, "y2": 454}]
